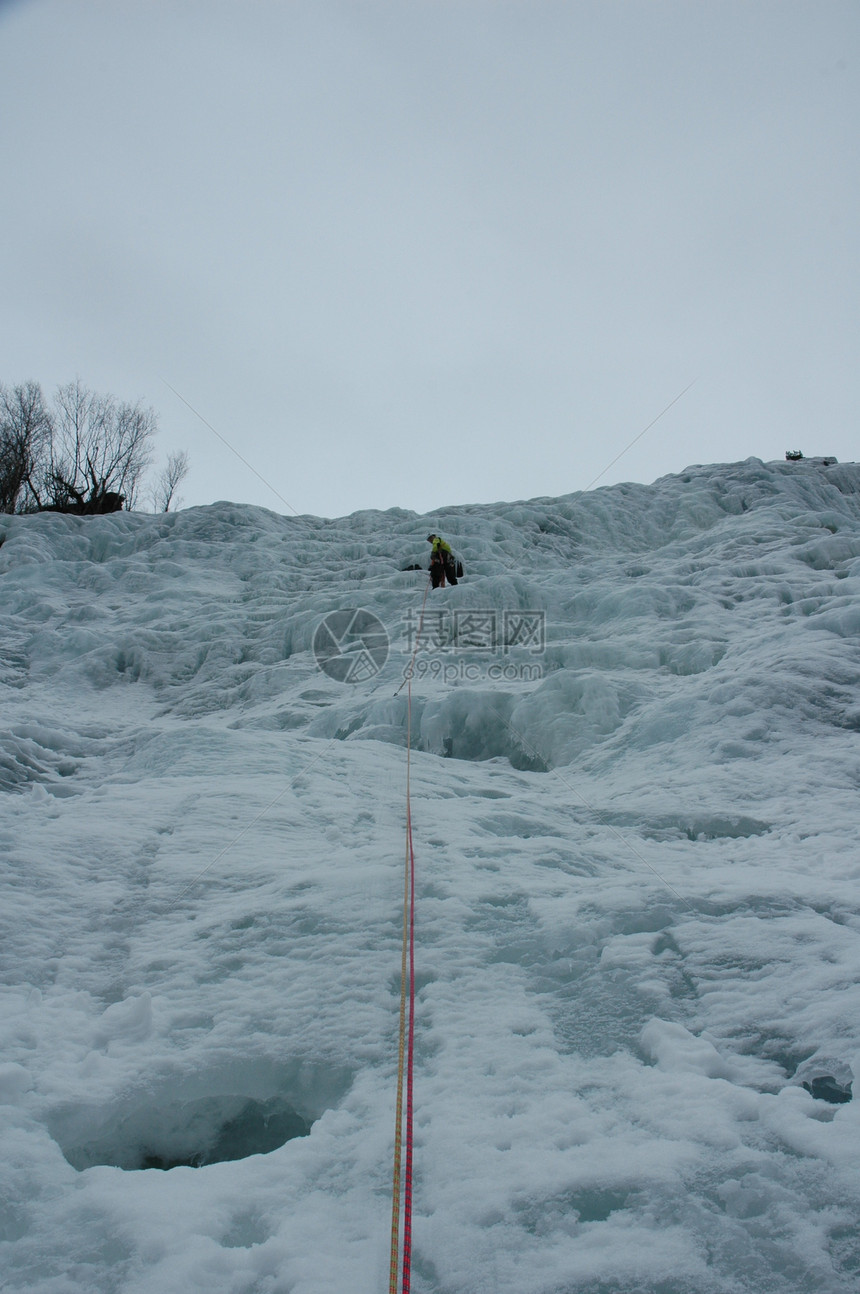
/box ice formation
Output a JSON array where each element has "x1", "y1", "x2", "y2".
[{"x1": 1, "y1": 456, "x2": 859, "y2": 1292}]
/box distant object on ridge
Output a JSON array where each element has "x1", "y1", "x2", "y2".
[{"x1": 785, "y1": 451, "x2": 837, "y2": 465}]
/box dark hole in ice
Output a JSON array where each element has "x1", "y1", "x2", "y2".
[
  {"x1": 571, "y1": 1189, "x2": 629, "y2": 1223},
  {"x1": 802, "y1": 1075, "x2": 853, "y2": 1104},
  {"x1": 140, "y1": 1096, "x2": 311, "y2": 1169},
  {"x1": 57, "y1": 1093, "x2": 313, "y2": 1172},
  {"x1": 53, "y1": 1061, "x2": 353, "y2": 1174}
]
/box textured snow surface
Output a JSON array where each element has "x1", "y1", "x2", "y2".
[{"x1": 1, "y1": 456, "x2": 860, "y2": 1293}]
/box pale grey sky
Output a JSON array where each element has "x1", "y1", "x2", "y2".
[{"x1": 0, "y1": 0, "x2": 856, "y2": 517}]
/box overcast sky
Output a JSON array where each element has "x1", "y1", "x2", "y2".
[{"x1": 0, "y1": 0, "x2": 856, "y2": 518}]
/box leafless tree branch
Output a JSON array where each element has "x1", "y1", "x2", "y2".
[{"x1": 150, "y1": 450, "x2": 190, "y2": 512}]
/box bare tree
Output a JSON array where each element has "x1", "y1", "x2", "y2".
[
  {"x1": 1, "y1": 378, "x2": 190, "y2": 514},
  {"x1": 150, "y1": 450, "x2": 190, "y2": 512},
  {"x1": 0, "y1": 381, "x2": 52, "y2": 513},
  {"x1": 46, "y1": 380, "x2": 156, "y2": 513}
]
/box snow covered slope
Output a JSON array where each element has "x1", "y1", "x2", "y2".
[{"x1": 1, "y1": 457, "x2": 860, "y2": 1293}]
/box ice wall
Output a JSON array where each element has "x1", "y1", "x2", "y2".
[{"x1": 1, "y1": 457, "x2": 860, "y2": 1293}]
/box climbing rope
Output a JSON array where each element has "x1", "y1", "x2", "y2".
[{"x1": 389, "y1": 577, "x2": 430, "y2": 1294}]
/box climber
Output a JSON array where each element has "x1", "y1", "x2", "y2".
[{"x1": 427, "y1": 534, "x2": 459, "y2": 589}]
